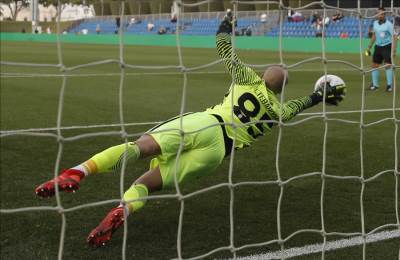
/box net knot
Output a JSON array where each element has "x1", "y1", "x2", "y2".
[
  {"x1": 56, "y1": 206, "x2": 64, "y2": 214},
  {"x1": 120, "y1": 132, "x2": 128, "y2": 139},
  {"x1": 59, "y1": 65, "x2": 66, "y2": 73},
  {"x1": 319, "y1": 1, "x2": 327, "y2": 8}
]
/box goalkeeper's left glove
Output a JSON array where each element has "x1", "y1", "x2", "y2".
[{"x1": 311, "y1": 82, "x2": 346, "y2": 106}]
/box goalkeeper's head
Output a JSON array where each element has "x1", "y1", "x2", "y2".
[{"x1": 262, "y1": 66, "x2": 288, "y2": 94}]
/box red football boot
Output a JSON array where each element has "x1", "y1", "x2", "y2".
[
  {"x1": 35, "y1": 169, "x2": 85, "y2": 198},
  {"x1": 87, "y1": 207, "x2": 126, "y2": 247}
]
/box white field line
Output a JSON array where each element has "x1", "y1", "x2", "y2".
[
  {"x1": 0, "y1": 68, "x2": 358, "y2": 78},
  {"x1": 0, "y1": 108, "x2": 398, "y2": 135},
  {"x1": 236, "y1": 229, "x2": 400, "y2": 260}
]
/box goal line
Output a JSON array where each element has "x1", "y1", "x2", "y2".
[{"x1": 235, "y1": 229, "x2": 400, "y2": 260}]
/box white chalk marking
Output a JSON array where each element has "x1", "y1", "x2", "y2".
[{"x1": 236, "y1": 229, "x2": 400, "y2": 260}]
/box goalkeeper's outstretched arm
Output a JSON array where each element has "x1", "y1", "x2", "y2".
[
  {"x1": 216, "y1": 18, "x2": 263, "y2": 86},
  {"x1": 273, "y1": 95, "x2": 316, "y2": 122},
  {"x1": 269, "y1": 81, "x2": 346, "y2": 122}
]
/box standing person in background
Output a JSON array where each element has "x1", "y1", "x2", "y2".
[
  {"x1": 115, "y1": 17, "x2": 120, "y2": 34},
  {"x1": 96, "y1": 24, "x2": 101, "y2": 34},
  {"x1": 366, "y1": 7, "x2": 397, "y2": 92}
]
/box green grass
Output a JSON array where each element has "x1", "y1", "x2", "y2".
[{"x1": 1, "y1": 41, "x2": 399, "y2": 260}]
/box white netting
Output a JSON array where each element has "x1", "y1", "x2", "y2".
[{"x1": 1, "y1": 0, "x2": 399, "y2": 259}]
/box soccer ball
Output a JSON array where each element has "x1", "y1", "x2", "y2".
[{"x1": 314, "y1": 74, "x2": 346, "y2": 92}]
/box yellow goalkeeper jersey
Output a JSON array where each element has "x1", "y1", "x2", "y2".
[{"x1": 206, "y1": 32, "x2": 313, "y2": 149}]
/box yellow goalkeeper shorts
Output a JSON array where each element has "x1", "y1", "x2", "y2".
[{"x1": 148, "y1": 112, "x2": 226, "y2": 189}]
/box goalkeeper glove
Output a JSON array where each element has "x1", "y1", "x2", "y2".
[
  {"x1": 312, "y1": 82, "x2": 346, "y2": 106},
  {"x1": 364, "y1": 49, "x2": 371, "y2": 56},
  {"x1": 217, "y1": 9, "x2": 237, "y2": 34}
]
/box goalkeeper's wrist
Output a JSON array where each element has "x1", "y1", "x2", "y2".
[{"x1": 310, "y1": 92, "x2": 322, "y2": 105}]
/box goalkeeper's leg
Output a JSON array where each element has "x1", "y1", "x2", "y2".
[
  {"x1": 35, "y1": 135, "x2": 161, "y2": 198},
  {"x1": 87, "y1": 124, "x2": 226, "y2": 247},
  {"x1": 87, "y1": 166, "x2": 162, "y2": 247}
]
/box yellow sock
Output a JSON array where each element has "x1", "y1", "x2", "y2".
[
  {"x1": 82, "y1": 142, "x2": 140, "y2": 174},
  {"x1": 123, "y1": 184, "x2": 149, "y2": 212}
]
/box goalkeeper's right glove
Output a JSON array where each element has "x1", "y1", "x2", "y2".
[
  {"x1": 217, "y1": 9, "x2": 237, "y2": 34},
  {"x1": 311, "y1": 82, "x2": 346, "y2": 106}
]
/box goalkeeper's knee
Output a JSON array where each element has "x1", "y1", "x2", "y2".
[
  {"x1": 84, "y1": 142, "x2": 140, "y2": 174},
  {"x1": 123, "y1": 184, "x2": 149, "y2": 212}
]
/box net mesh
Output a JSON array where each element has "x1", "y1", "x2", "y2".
[{"x1": 1, "y1": 0, "x2": 399, "y2": 259}]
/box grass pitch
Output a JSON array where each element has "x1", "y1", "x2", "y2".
[{"x1": 1, "y1": 40, "x2": 399, "y2": 260}]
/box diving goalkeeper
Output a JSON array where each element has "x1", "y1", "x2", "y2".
[{"x1": 34, "y1": 14, "x2": 346, "y2": 247}]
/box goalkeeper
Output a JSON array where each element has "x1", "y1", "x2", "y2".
[{"x1": 35, "y1": 14, "x2": 346, "y2": 247}]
